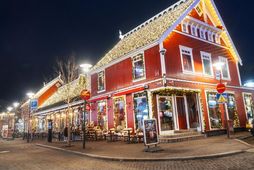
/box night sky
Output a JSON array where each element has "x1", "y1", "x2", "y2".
[{"x1": 0, "y1": 0, "x2": 253, "y2": 111}]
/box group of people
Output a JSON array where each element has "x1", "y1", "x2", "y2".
[{"x1": 62, "y1": 125, "x2": 81, "y2": 141}]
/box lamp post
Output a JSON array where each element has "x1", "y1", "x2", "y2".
[
  {"x1": 26, "y1": 92, "x2": 34, "y2": 143},
  {"x1": 80, "y1": 63, "x2": 92, "y2": 149},
  {"x1": 213, "y1": 62, "x2": 230, "y2": 138},
  {"x1": 12, "y1": 102, "x2": 20, "y2": 139}
]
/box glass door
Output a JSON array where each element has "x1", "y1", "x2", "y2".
[{"x1": 158, "y1": 96, "x2": 175, "y2": 132}]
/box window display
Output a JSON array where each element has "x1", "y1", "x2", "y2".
[
  {"x1": 244, "y1": 94, "x2": 254, "y2": 124},
  {"x1": 134, "y1": 92, "x2": 149, "y2": 130},
  {"x1": 158, "y1": 96, "x2": 174, "y2": 131},
  {"x1": 113, "y1": 97, "x2": 126, "y2": 130},
  {"x1": 97, "y1": 100, "x2": 108, "y2": 130},
  {"x1": 207, "y1": 92, "x2": 222, "y2": 128}
]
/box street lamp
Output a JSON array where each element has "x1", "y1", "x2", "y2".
[
  {"x1": 79, "y1": 63, "x2": 92, "y2": 149},
  {"x1": 26, "y1": 92, "x2": 34, "y2": 143}
]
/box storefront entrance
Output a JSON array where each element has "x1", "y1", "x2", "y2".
[{"x1": 156, "y1": 93, "x2": 201, "y2": 135}]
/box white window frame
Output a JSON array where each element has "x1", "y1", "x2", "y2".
[
  {"x1": 97, "y1": 70, "x2": 106, "y2": 93},
  {"x1": 132, "y1": 52, "x2": 146, "y2": 82},
  {"x1": 201, "y1": 51, "x2": 214, "y2": 77},
  {"x1": 199, "y1": 27, "x2": 206, "y2": 40},
  {"x1": 191, "y1": 24, "x2": 198, "y2": 36},
  {"x1": 181, "y1": 21, "x2": 189, "y2": 33},
  {"x1": 207, "y1": 31, "x2": 214, "y2": 42},
  {"x1": 215, "y1": 33, "x2": 221, "y2": 44},
  {"x1": 179, "y1": 45, "x2": 195, "y2": 74},
  {"x1": 219, "y1": 56, "x2": 231, "y2": 80}
]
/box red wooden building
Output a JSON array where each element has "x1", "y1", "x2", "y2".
[{"x1": 89, "y1": 0, "x2": 254, "y2": 135}]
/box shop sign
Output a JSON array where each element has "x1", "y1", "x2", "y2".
[
  {"x1": 216, "y1": 93, "x2": 228, "y2": 103},
  {"x1": 80, "y1": 89, "x2": 90, "y2": 100},
  {"x1": 216, "y1": 83, "x2": 226, "y2": 94},
  {"x1": 143, "y1": 119, "x2": 159, "y2": 146},
  {"x1": 30, "y1": 99, "x2": 38, "y2": 110}
]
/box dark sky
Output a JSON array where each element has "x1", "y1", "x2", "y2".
[{"x1": 0, "y1": 0, "x2": 253, "y2": 111}]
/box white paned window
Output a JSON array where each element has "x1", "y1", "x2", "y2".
[
  {"x1": 98, "y1": 71, "x2": 105, "y2": 92},
  {"x1": 219, "y1": 56, "x2": 230, "y2": 80},
  {"x1": 201, "y1": 51, "x2": 213, "y2": 77},
  {"x1": 199, "y1": 28, "x2": 206, "y2": 40},
  {"x1": 180, "y1": 46, "x2": 194, "y2": 73},
  {"x1": 208, "y1": 31, "x2": 213, "y2": 42},
  {"x1": 181, "y1": 22, "x2": 189, "y2": 33},
  {"x1": 191, "y1": 25, "x2": 197, "y2": 36},
  {"x1": 132, "y1": 53, "x2": 146, "y2": 80},
  {"x1": 215, "y1": 34, "x2": 221, "y2": 44}
]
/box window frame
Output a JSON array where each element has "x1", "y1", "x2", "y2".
[
  {"x1": 132, "y1": 53, "x2": 146, "y2": 82},
  {"x1": 199, "y1": 27, "x2": 206, "y2": 40},
  {"x1": 191, "y1": 24, "x2": 198, "y2": 36},
  {"x1": 181, "y1": 21, "x2": 189, "y2": 34},
  {"x1": 97, "y1": 70, "x2": 106, "y2": 93},
  {"x1": 207, "y1": 31, "x2": 214, "y2": 42},
  {"x1": 201, "y1": 51, "x2": 214, "y2": 77},
  {"x1": 179, "y1": 45, "x2": 195, "y2": 74},
  {"x1": 219, "y1": 56, "x2": 231, "y2": 80},
  {"x1": 215, "y1": 33, "x2": 221, "y2": 44}
]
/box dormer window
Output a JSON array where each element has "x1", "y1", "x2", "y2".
[
  {"x1": 208, "y1": 31, "x2": 214, "y2": 42},
  {"x1": 98, "y1": 71, "x2": 105, "y2": 92},
  {"x1": 215, "y1": 34, "x2": 221, "y2": 44},
  {"x1": 181, "y1": 22, "x2": 189, "y2": 33},
  {"x1": 191, "y1": 24, "x2": 197, "y2": 36},
  {"x1": 132, "y1": 53, "x2": 146, "y2": 81},
  {"x1": 199, "y1": 28, "x2": 206, "y2": 40}
]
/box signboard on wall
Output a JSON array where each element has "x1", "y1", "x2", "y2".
[
  {"x1": 216, "y1": 93, "x2": 228, "y2": 103},
  {"x1": 30, "y1": 99, "x2": 38, "y2": 110},
  {"x1": 143, "y1": 119, "x2": 159, "y2": 146}
]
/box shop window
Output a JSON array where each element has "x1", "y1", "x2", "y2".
[
  {"x1": 201, "y1": 51, "x2": 213, "y2": 77},
  {"x1": 207, "y1": 92, "x2": 222, "y2": 128},
  {"x1": 180, "y1": 46, "x2": 194, "y2": 73},
  {"x1": 97, "y1": 101, "x2": 108, "y2": 130},
  {"x1": 181, "y1": 22, "x2": 189, "y2": 33},
  {"x1": 243, "y1": 93, "x2": 254, "y2": 124},
  {"x1": 97, "y1": 71, "x2": 105, "y2": 92},
  {"x1": 227, "y1": 94, "x2": 240, "y2": 127},
  {"x1": 132, "y1": 53, "x2": 145, "y2": 80},
  {"x1": 134, "y1": 92, "x2": 149, "y2": 131},
  {"x1": 219, "y1": 56, "x2": 230, "y2": 80},
  {"x1": 113, "y1": 97, "x2": 126, "y2": 130}
]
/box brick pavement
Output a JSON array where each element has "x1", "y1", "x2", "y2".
[
  {"x1": 0, "y1": 138, "x2": 254, "y2": 170},
  {"x1": 33, "y1": 132, "x2": 252, "y2": 160}
]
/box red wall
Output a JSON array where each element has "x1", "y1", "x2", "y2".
[
  {"x1": 163, "y1": 31, "x2": 240, "y2": 87},
  {"x1": 91, "y1": 45, "x2": 161, "y2": 97}
]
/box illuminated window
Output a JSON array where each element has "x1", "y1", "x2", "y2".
[
  {"x1": 208, "y1": 31, "x2": 214, "y2": 42},
  {"x1": 207, "y1": 92, "x2": 222, "y2": 129},
  {"x1": 180, "y1": 46, "x2": 194, "y2": 73},
  {"x1": 132, "y1": 53, "x2": 145, "y2": 80},
  {"x1": 98, "y1": 71, "x2": 105, "y2": 91},
  {"x1": 215, "y1": 34, "x2": 221, "y2": 44},
  {"x1": 201, "y1": 51, "x2": 213, "y2": 76},
  {"x1": 243, "y1": 93, "x2": 254, "y2": 124},
  {"x1": 219, "y1": 56, "x2": 230, "y2": 80},
  {"x1": 134, "y1": 92, "x2": 149, "y2": 130}
]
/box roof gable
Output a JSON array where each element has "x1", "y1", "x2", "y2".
[{"x1": 92, "y1": 0, "x2": 196, "y2": 70}]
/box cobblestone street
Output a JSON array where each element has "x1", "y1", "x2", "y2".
[{"x1": 1, "y1": 139, "x2": 254, "y2": 170}]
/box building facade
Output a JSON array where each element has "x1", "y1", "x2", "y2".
[{"x1": 88, "y1": 0, "x2": 254, "y2": 135}]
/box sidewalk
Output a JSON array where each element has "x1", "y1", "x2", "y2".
[{"x1": 33, "y1": 131, "x2": 253, "y2": 161}]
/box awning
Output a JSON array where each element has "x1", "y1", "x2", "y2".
[{"x1": 113, "y1": 87, "x2": 145, "y2": 97}]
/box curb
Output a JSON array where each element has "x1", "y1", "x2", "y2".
[
  {"x1": 36, "y1": 144, "x2": 246, "y2": 161},
  {"x1": 234, "y1": 139, "x2": 254, "y2": 148}
]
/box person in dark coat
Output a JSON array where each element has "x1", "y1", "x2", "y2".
[
  {"x1": 251, "y1": 119, "x2": 254, "y2": 136},
  {"x1": 64, "y1": 126, "x2": 68, "y2": 141}
]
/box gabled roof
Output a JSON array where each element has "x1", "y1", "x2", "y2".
[
  {"x1": 39, "y1": 75, "x2": 86, "y2": 109},
  {"x1": 20, "y1": 76, "x2": 63, "y2": 108},
  {"x1": 92, "y1": 0, "x2": 242, "y2": 71},
  {"x1": 92, "y1": 0, "x2": 196, "y2": 70}
]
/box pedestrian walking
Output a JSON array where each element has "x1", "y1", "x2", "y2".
[{"x1": 64, "y1": 126, "x2": 68, "y2": 141}]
